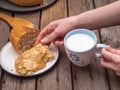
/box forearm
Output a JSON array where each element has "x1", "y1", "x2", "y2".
[{"x1": 72, "y1": 0, "x2": 120, "y2": 30}]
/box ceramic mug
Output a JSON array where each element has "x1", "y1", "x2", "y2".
[{"x1": 64, "y1": 29, "x2": 106, "y2": 66}]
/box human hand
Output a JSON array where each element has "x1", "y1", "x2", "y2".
[
  {"x1": 100, "y1": 46, "x2": 120, "y2": 76},
  {"x1": 35, "y1": 16, "x2": 78, "y2": 46}
]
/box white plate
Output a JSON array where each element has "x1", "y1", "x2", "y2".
[{"x1": 0, "y1": 42, "x2": 59, "y2": 77}]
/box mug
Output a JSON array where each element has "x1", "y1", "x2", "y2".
[{"x1": 64, "y1": 29, "x2": 106, "y2": 66}]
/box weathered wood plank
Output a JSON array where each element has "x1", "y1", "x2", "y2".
[
  {"x1": 68, "y1": 0, "x2": 94, "y2": 16},
  {"x1": 0, "y1": 11, "x2": 41, "y2": 90},
  {"x1": 1, "y1": 75, "x2": 21, "y2": 90},
  {"x1": 94, "y1": 0, "x2": 120, "y2": 90},
  {"x1": 15, "y1": 12, "x2": 40, "y2": 29},
  {"x1": 68, "y1": 0, "x2": 109, "y2": 90},
  {"x1": 94, "y1": 0, "x2": 117, "y2": 8},
  {"x1": 37, "y1": 0, "x2": 72, "y2": 90},
  {"x1": 0, "y1": 0, "x2": 119, "y2": 90},
  {"x1": 0, "y1": 10, "x2": 12, "y2": 90}
]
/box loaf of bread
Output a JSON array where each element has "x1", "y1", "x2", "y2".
[
  {"x1": 9, "y1": 0, "x2": 43, "y2": 6},
  {"x1": 15, "y1": 43, "x2": 54, "y2": 75},
  {"x1": 9, "y1": 26, "x2": 40, "y2": 54}
]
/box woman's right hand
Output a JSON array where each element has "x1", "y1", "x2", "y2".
[{"x1": 35, "y1": 16, "x2": 78, "y2": 46}]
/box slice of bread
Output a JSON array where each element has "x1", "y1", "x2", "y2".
[
  {"x1": 9, "y1": 26, "x2": 40, "y2": 54},
  {"x1": 15, "y1": 43, "x2": 54, "y2": 75}
]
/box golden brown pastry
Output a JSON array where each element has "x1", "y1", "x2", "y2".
[
  {"x1": 9, "y1": 25, "x2": 55, "y2": 75},
  {"x1": 15, "y1": 43, "x2": 54, "y2": 75},
  {"x1": 0, "y1": 13, "x2": 34, "y2": 29},
  {"x1": 9, "y1": 0, "x2": 43, "y2": 6},
  {"x1": 9, "y1": 27, "x2": 40, "y2": 54}
]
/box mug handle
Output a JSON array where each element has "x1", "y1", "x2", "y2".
[{"x1": 95, "y1": 44, "x2": 107, "y2": 58}]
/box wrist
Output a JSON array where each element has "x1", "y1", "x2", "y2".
[{"x1": 67, "y1": 15, "x2": 80, "y2": 29}]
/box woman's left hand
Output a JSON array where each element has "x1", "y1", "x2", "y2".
[{"x1": 100, "y1": 46, "x2": 120, "y2": 76}]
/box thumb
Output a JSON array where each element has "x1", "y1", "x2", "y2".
[{"x1": 41, "y1": 32, "x2": 58, "y2": 45}]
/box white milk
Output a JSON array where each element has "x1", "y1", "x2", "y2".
[{"x1": 66, "y1": 33, "x2": 95, "y2": 52}]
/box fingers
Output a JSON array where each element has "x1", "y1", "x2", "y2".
[
  {"x1": 41, "y1": 32, "x2": 59, "y2": 45},
  {"x1": 100, "y1": 47, "x2": 120, "y2": 76},
  {"x1": 35, "y1": 22, "x2": 58, "y2": 45},
  {"x1": 54, "y1": 37, "x2": 64, "y2": 46},
  {"x1": 106, "y1": 46, "x2": 120, "y2": 55},
  {"x1": 100, "y1": 58, "x2": 120, "y2": 76},
  {"x1": 102, "y1": 48, "x2": 120, "y2": 64},
  {"x1": 54, "y1": 40, "x2": 64, "y2": 46},
  {"x1": 100, "y1": 58, "x2": 117, "y2": 71},
  {"x1": 35, "y1": 25, "x2": 51, "y2": 44},
  {"x1": 116, "y1": 72, "x2": 120, "y2": 76}
]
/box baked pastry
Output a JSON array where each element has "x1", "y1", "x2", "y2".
[
  {"x1": 9, "y1": 26, "x2": 55, "y2": 75},
  {"x1": 0, "y1": 13, "x2": 34, "y2": 29},
  {"x1": 15, "y1": 43, "x2": 54, "y2": 75},
  {"x1": 9, "y1": 0, "x2": 43, "y2": 6},
  {"x1": 9, "y1": 26, "x2": 40, "y2": 54}
]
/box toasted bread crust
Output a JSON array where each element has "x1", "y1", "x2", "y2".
[{"x1": 9, "y1": 27, "x2": 40, "y2": 54}]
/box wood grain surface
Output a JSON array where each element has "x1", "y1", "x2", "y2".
[{"x1": 0, "y1": 0, "x2": 120, "y2": 90}]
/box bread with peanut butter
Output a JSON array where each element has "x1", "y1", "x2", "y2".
[{"x1": 15, "y1": 43, "x2": 54, "y2": 75}]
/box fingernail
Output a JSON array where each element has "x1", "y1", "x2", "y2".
[{"x1": 41, "y1": 39, "x2": 46, "y2": 43}]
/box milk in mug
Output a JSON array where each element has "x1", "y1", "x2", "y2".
[
  {"x1": 64, "y1": 29, "x2": 106, "y2": 66},
  {"x1": 66, "y1": 33, "x2": 95, "y2": 52}
]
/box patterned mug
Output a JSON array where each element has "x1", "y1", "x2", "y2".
[{"x1": 64, "y1": 29, "x2": 106, "y2": 66}]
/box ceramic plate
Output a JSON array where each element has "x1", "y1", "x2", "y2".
[
  {"x1": 0, "y1": 42, "x2": 59, "y2": 77},
  {"x1": 0, "y1": 0, "x2": 57, "y2": 13}
]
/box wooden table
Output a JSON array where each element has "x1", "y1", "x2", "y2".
[{"x1": 0, "y1": 0, "x2": 120, "y2": 90}]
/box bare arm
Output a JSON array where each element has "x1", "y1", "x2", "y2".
[
  {"x1": 36, "y1": 0, "x2": 120, "y2": 45},
  {"x1": 73, "y1": 0, "x2": 120, "y2": 30}
]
